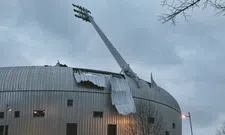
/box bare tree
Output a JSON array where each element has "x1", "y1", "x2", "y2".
[
  {"x1": 125, "y1": 101, "x2": 166, "y2": 135},
  {"x1": 216, "y1": 122, "x2": 225, "y2": 135},
  {"x1": 159, "y1": 0, "x2": 225, "y2": 25}
]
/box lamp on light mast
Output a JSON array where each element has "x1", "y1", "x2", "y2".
[
  {"x1": 72, "y1": 4, "x2": 91, "y2": 22},
  {"x1": 182, "y1": 112, "x2": 194, "y2": 135}
]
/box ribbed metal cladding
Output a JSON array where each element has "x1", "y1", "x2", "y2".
[
  {"x1": 0, "y1": 66, "x2": 75, "y2": 91},
  {"x1": 0, "y1": 91, "x2": 128, "y2": 135},
  {"x1": 127, "y1": 77, "x2": 181, "y2": 112},
  {"x1": 0, "y1": 66, "x2": 182, "y2": 135}
]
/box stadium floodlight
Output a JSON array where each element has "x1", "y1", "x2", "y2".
[{"x1": 72, "y1": 4, "x2": 91, "y2": 22}]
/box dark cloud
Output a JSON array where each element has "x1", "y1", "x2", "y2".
[
  {"x1": 17, "y1": 0, "x2": 78, "y2": 39},
  {"x1": 1, "y1": 0, "x2": 225, "y2": 135}
]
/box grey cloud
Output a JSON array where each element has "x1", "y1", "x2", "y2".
[
  {"x1": 162, "y1": 58, "x2": 225, "y2": 128},
  {"x1": 182, "y1": 103, "x2": 220, "y2": 128},
  {"x1": 85, "y1": 0, "x2": 183, "y2": 67},
  {"x1": 17, "y1": 0, "x2": 78, "y2": 40},
  {"x1": 1, "y1": 0, "x2": 225, "y2": 135},
  {"x1": 14, "y1": 0, "x2": 183, "y2": 69},
  {"x1": 0, "y1": 28, "x2": 31, "y2": 66},
  {"x1": 10, "y1": 0, "x2": 182, "y2": 68}
]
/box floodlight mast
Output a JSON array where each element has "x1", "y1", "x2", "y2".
[{"x1": 72, "y1": 4, "x2": 141, "y2": 88}]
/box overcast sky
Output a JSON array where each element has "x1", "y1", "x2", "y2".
[{"x1": 1, "y1": 0, "x2": 225, "y2": 134}]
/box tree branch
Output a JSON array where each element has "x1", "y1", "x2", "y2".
[
  {"x1": 160, "y1": 0, "x2": 225, "y2": 24},
  {"x1": 125, "y1": 101, "x2": 166, "y2": 135},
  {"x1": 159, "y1": 0, "x2": 201, "y2": 25},
  {"x1": 211, "y1": 0, "x2": 225, "y2": 15},
  {"x1": 216, "y1": 122, "x2": 225, "y2": 135}
]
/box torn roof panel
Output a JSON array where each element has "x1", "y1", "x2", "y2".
[
  {"x1": 110, "y1": 77, "x2": 130, "y2": 92},
  {"x1": 111, "y1": 91, "x2": 129, "y2": 105},
  {"x1": 73, "y1": 68, "x2": 125, "y2": 78},
  {"x1": 73, "y1": 70, "x2": 137, "y2": 115},
  {"x1": 74, "y1": 71, "x2": 109, "y2": 88},
  {"x1": 110, "y1": 76, "x2": 136, "y2": 115},
  {"x1": 115, "y1": 103, "x2": 136, "y2": 115}
]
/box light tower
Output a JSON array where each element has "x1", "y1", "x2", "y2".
[
  {"x1": 182, "y1": 112, "x2": 194, "y2": 135},
  {"x1": 72, "y1": 4, "x2": 141, "y2": 88}
]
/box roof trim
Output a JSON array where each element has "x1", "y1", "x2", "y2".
[
  {"x1": 0, "y1": 66, "x2": 124, "y2": 76},
  {"x1": 72, "y1": 67, "x2": 124, "y2": 77}
]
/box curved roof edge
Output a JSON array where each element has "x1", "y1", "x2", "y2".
[
  {"x1": 0, "y1": 66, "x2": 181, "y2": 112},
  {"x1": 158, "y1": 86, "x2": 181, "y2": 113},
  {"x1": 0, "y1": 66, "x2": 124, "y2": 77}
]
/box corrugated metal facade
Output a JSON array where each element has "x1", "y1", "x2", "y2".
[
  {"x1": 0, "y1": 66, "x2": 182, "y2": 135},
  {"x1": 0, "y1": 66, "x2": 75, "y2": 91}
]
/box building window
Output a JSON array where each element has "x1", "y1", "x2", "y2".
[
  {"x1": 165, "y1": 131, "x2": 170, "y2": 135},
  {"x1": 67, "y1": 123, "x2": 77, "y2": 135},
  {"x1": 67, "y1": 100, "x2": 73, "y2": 106},
  {"x1": 148, "y1": 117, "x2": 155, "y2": 124},
  {"x1": 0, "y1": 112, "x2": 4, "y2": 119},
  {"x1": 93, "y1": 111, "x2": 103, "y2": 118},
  {"x1": 0, "y1": 125, "x2": 3, "y2": 133},
  {"x1": 33, "y1": 110, "x2": 45, "y2": 117},
  {"x1": 15, "y1": 111, "x2": 20, "y2": 118},
  {"x1": 0, "y1": 125, "x2": 8, "y2": 135},
  {"x1": 108, "y1": 124, "x2": 117, "y2": 135},
  {"x1": 5, "y1": 125, "x2": 8, "y2": 135},
  {"x1": 172, "y1": 123, "x2": 176, "y2": 129}
]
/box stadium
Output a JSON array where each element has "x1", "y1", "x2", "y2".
[{"x1": 0, "y1": 4, "x2": 182, "y2": 135}]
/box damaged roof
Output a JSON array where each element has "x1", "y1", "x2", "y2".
[{"x1": 0, "y1": 66, "x2": 181, "y2": 113}]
